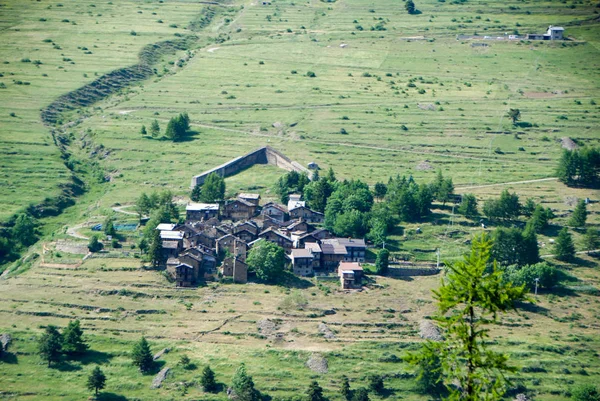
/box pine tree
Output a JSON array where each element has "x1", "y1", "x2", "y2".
[
  {"x1": 148, "y1": 228, "x2": 164, "y2": 268},
  {"x1": 583, "y1": 228, "x2": 599, "y2": 254},
  {"x1": 191, "y1": 184, "x2": 202, "y2": 202},
  {"x1": 375, "y1": 249, "x2": 390, "y2": 275},
  {"x1": 406, "y1": 234, "x2": 528, "y2": 399},
  {"x1": 87, "y1": 366, "x2": 106, "y2": 396},
  {"x1": 150, "y1": 119, "x2": 160, "y2": 137},
  {"x1": 38, "y1": 325, "x2": 62, "y2": 367},
  {"x1": 87, "y1": 235, "x2": 103, "y2": 253},
  {"x1": 199, "y1": 173, "x2": 226, "y2": 203},
  {"x1": 201, "y1": 365, "x2": 218, "y2": 392},
  {"x1": 458, "y1": 194, "x2": 479, "y2": 219},
  {"x1": 555, "y1": 227, "x2": 575, "y2": 262},
  {"x1": 306, "y1": 381, "x2": 326, "y2": 401},
  {"x1": 231, "y1": 363, "x2": 259, "y2": 401},
  {"x1": 569, "y1": 199, "x2": 587, "y2": 227},
  {"x1": 131, "y1": 337, "x2": 154, "y2": 373},
  {"x1": 103, "y1": 216, "x2": 116, "y2": 237},
  {"x1": 140, "y1": 125, "x2": 147, "y2": 136},
  {"x1": 405, "y1": 0, "x2": 416, "y2": 14},
  {"x1": 340, "y1": 375, "x2": 351, "y2": 400},
  {"x1": 62, "y1": 320, "x2": 88, "y2": 355}
]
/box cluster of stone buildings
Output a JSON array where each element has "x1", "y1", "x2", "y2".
[{"x1": 157, "y1": 193, "x2": 367, "y2": 289}]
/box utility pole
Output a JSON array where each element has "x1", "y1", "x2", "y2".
[{"x1": 534, "y1": 277, "x2": 540, "y2": 296}]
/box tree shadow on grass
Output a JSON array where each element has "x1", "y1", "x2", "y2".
[
  {"x1": 97, "y1": 393, "x2": 129, "y2": 401},
  {"x1": 378, "y1": 388, "x2": 397, "y2": 399},
  {"x1": 570, "y1": 256, "x2": 598, "y2": 268},
  {"x1": 0, "y1": 351, "x2": 18, "y2": 364},
  {"x1": 72, "y1": 350, "x2": 113, "y2": 365},
  {"x1": 515, "y1": 301, "x2": 549, "y2": 315},
  {"x1": 55, "y1": 360, "x2": 82, "y2": 372},
  {"x1": 174, "y1": 130, "x2": 201, "y2": 143},
  {"x1": 275, "y1": 271, "x2": 314, "y2": 289},
  {"x1": 146, "y1": 360, "x2": 166, "y2": 375}
]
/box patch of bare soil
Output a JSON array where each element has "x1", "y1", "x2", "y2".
[{"x1": 524, "y1": 92, "x2": 554, "y2": 99}]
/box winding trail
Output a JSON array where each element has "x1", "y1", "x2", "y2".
[
  {"x1": 456, "y1": 177, "x2": 558, "y2": 190},
  {"x1": 112, "y1": 204, "x2": 138, "y2": 216}
]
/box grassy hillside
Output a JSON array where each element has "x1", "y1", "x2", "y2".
[
  {"x1": 0, "y1": 254, "x2": 599, "y2": 400},
  {"x1": 0, "y1": 0, "x2": 599, "y2": 399}
]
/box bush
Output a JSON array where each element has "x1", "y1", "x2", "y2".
[
  {"x1": 571, "y1": 384, "x2": 600, "y2": 401},
  {"x1": 306, "y1": 71, "x2": 316, "y2": 78}
]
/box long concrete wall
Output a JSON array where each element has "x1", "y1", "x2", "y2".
[
  {"x1": 388, "y1": 266, "x2": 440, "y2": 277},
  {"x1": 190, "y1": 146, "x2": 311, "y2": 188}
]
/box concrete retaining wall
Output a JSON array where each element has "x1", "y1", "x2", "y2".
[{"x1": 191, "y1": 146, "x2": 310, "y2": 188}]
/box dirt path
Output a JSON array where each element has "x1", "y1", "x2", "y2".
[
  {"x1": 541, "y1": 249, "x2": 600, "y2": 259},
  {"x1": 66, "y1": 223, "x2": 89, "y2": 240},
  {"x1": 456, "y1": 177, "x2": 558, "y2": 190},
  {"x1": 112, "y1": 204, "x2": 138, "y2": 216}
]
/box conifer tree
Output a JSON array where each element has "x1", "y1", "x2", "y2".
[
  {"x1": 150, "y1": 119, "x2": 160, "y2": 137},
  {"x1": 148, "y1": 228, "x2": 164, "y2": 268},
  {"x1": 87, "y1": 366, "x2": 106, "y2": 396},
  {"x1": 140, "y1": 125, "x2": 147, "y2": 136},
  {"x1": 340, "y1": 375, "x2": 351, "y2": 400},
  {"x1": 375, "y1": 249, "x2": 389, "y2": 275},
  {"x1": 62, "y1": 320, "x2": 88, "y2": 355},
  {"x1": 555, "y1": 227, "x2": 575, "y2": 261},
  {"x1": 406, "y1": 234, "x2": 528, "y2": 399},
  {"x1": 131, "y1": 337, "x2": 153, "y2": 373},
  {"x1": 38, "y1": 325, "x2": 62, "y2": 367},
  {"x1": 583, "y1": 228, "x2": 599, "y2": 254},
  {"x1": 201, "y1": 365, "x2": 218, "y2": 392},
  {"x1": 231, "y1": 364, "x2": 259, "y2": 401},
  {"x1": 306, "y1": 381, "x2": 326, "y2": 401},
  {"x1": 569, "y1": 199, "x2": 587, "y2": 227}
]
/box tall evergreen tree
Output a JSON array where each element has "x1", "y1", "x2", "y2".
[
  {"x1": 373, "y1": 182, "x2": 387, "y2": 200},
  {"x1": 375, "y1": 249, "x2": 390, "y2": 275},
  {"x1": 583, "y1": 228, "x2": 599, "y2": 254},
  {"x1": 200, "y1": 365, "x2": 218, "y2": 392},
  {"x1": 458, "y1": 194, "x2": 479, "y2": 219},
  {"x1": 62, "y1": 320, "x2": 88, "y2": 355},
  {"x1": 148, "y1": 228, "x2": 164, "y2": 268},
  {"x1": 131, "y1": 337, "x2": 154, "y2": 373},
  {"x1": 306, "y1": 381, "x2": 326, "y2": 401},
  {"x1": 140, "y1": 125, "x2": 147, "y2": 136},
  {"x1": 569, "y1": 199, "x2": 587, "y2": 227},
  {"x1": 352, "y1": 388, "x2": 370, "y2": 401},
  {"x1": 191, "y1": 184, "x2": 202, "y2": 202},
  {"x1": 150, "y1": 119, "x2": 160, "y2": 137},
  {"x1": 38, "y1": 325, "x2": 62, "y2": 367},
  {"x1": 103, "y1": 216, "x2": 116, "y2": 236},
  {"x1": 231, "y1": 364, "x2": 259, "y2": 401},
  {"x1": 87, "y1": 366, "x2": 107, "y2": 396},
  {"x1": 87, "y1": 235, "x2": 103, "y2": 253},
  {"x1": 555, "y1": 227, "x2": 575, "y2": 261},
  {"x1": 405, "y1": 0, "x2": 416, "y2": 14},
  {"x1": 406, "y1": 234, "x2": 528, "y2": 399}
]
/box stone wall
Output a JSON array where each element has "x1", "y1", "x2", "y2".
[
  {"x1": 190, "y1": 146, "x2": 310, "y2": 188},
  {"x1": 388, "y1": 266, "x2": 440, "y2": 277}
]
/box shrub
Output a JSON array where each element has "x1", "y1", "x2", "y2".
[
  {"x1": 571, "y1": 384, "x2": 600, "y2": 401},
  {"x1": 306, "y1": 71, "x2": 316, "y2": 78}
]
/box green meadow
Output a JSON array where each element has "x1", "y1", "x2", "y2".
[{"x1": 0, "y1": 0, "x2": 599, "y2": 399}]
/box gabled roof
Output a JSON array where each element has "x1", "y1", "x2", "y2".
[
  {"x1": 339, "y1": 262, "x2": 363, "y2": 273},
  {"x1": 262, "y1": 202, "x2": 288, "y2": 213},
  {"x1": 291, "y1": 248, "x2": 314, "y2": 259},
  {"x1": 226, "y1": 198, "x2": 255, "y2": 207},
  {"x1": 258, "y1": 227, "x2": 292, "y2": 242},
  {"x1": 216, "y1": 233, "x2": 243, "y2": 243},
  {"x1": 305, "y1": 242, "x2": 322, "y2": 253},
  {"x1": 288, "y1": 200, "x2": 306, "y2": 212},
  {"x1": 321, "y1": 240, "x2": 347, "y2": 255},
  {"x1": 186, "y1": 203, "x2": 219, "y2": 211},
  {"x1": 176, "y1": 263, "x2": 194, "y2": 270},
  {"x1": 162, "y1": 240, "x2": 180, "y2": 249},
  {"x1": 238, "y1": 193, "x2": 260, "y2": 200}
]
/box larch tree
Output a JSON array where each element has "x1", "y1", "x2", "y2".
[
  {"x1": 38, "y1": 325, "x2": 63, "y2": 367},
  {"x1": 131, "y1": 337, "x2": 154, "y2": 373},
  {"x1": 87, "y1": 366, "x2": 107, "y2": 396},
  {"x1": 406, "y1": 234, "x2": 528, "y2": 400},
  {"x1": 569, "y1": 199, "x2": 587, "y2": 227},
  {"x1": 62, "y1": 319, "x2": 88, "y2": 355}
]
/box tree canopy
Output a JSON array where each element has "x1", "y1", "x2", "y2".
[
  {"x1": 198, "y1": 172, "x2": 226, "y2": 203},
  {"x1": 38, "y1": 325, "x2": 62, "y2": 367},
  {"x1": 164, "y1": 112, "x2": 191, "y2": 141},
  {"x1": 62, "y1": 319, "x2": 88, "y2": 355},
  {"x1": 131, "y1": 337, "x2": 154, "y2": 373},
  {"x1": 231, "y1": 364, "x2": 260, "y2": 401},
  {"x1": 246, "y1": 240, "x2": 286, "y2": 283},
  {"x1": 554, "y1": 227, "x2": 575, "y2": 261},
  {"x1": 569, "y1": 199, "x2": 587, "y2": 227},
  {"x1": 557, "y1": 147, "x2": 600, "y2": 188},
  {"x1": 87, "y1": 366, "x2": 107, "y2": 396}
]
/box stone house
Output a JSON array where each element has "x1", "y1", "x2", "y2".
[
  {"x1": 288, "y1": 206, "x2": 324, "y2": 223},
  {"x1": 334, "y1": 238, "x2": 366, "y2": 262},
  {"x1": 216, "y1": 234, "x2": 248, "y2": 261},
  {"x1": 221, "y1": 257, "x2": 248, "y2": 283},
  {"x1": 238, "y1": 193, "x2": 261, "y2": 206},
  {"x1": 338, "y1": 262, "x2": 363, "y2": 289},
  {"x1": 261, "y1": 202, "x2": 288, "y2": 222},
  {"x1": 320, "y1": 241, "x2": 347, "y2": 272},
  {"x1": 290, "y1": 248, "x2": 314, "y2": 276},
  {"x1": 258, "y1": 227, "x2": 293, "y2": 251},
  {"x1": 221, "y1": 199, "x2": 257, "y2": 221},
  {"x1": 287, "y1": 194, "x2": 305, "y2": 212},
  {"x1": 186, "y1": 203, "x2": 219, "y2": 221}
]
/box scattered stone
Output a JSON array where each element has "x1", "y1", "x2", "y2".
[
  {"x1": 151, "y1": 367, "x2": 170, "y2": 389},
  {"x1": 0, "y1": 333, "x2": 12, "y2": 350},
  {"x1": 257, "y1": 319, "x2": 279, "y2": 337},
  {"x1": 417, "y1": 103, "x2": 436, "y2": 111},
  {"x1": 306, "y1": 354, "x2": 328, "y2": 373},
  {"x1": 272, "y1": 121, "x2": 283, "y2": 129},
  {"x1": 318, "y1": 323, "x2": 336, "y2": 339},
  {"x1": 514, "y1": 394, "x2": 529, "y2": 401},
  {"x1": 561, "y1": 137, "x2": 578, "y2": 151},
  {"x1": 415, "y1": 160, "x2": 433, "y2": 171},
  {"x1": 564, "y1": 196, "x2": 578, "y2": 207},
  {"x1": 153, "y1": 347, "x2": 170, "y2": 361},
  {"x1": 419, "y1": 320, "x2": 443, "y2": 341}
]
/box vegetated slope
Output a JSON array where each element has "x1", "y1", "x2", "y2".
[{"x1": 0, "y1": 0, "x2": 210, "y2": 222}]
